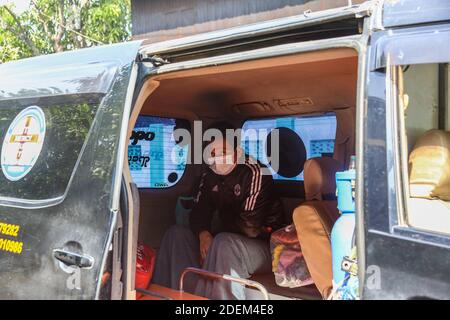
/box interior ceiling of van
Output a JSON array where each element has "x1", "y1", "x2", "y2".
[{"x1": 139, "y1": 48, "x2": 358, "y2": 120}]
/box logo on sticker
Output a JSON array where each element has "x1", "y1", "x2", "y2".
[{"x1": 1, "y1": 106, "x2": 46, "y2": 181}]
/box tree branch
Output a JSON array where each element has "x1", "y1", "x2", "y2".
[
  {"x1": 67, "y1": 0, "x2": 85, "y2": 49},
  {"x1": 31, "y1": 3, "x2": 53, "y2": 43},
  {"x1": 52, "y1": 0, "x2": 66, "y2": 52},
  {"x1": 2, "y1": 6, "x2": 41, "y2": 56}
]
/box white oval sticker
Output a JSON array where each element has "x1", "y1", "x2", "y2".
[{"x1": 1, "y1": 106, "x2": 46, "y2": 181}]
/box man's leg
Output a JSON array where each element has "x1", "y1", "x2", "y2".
[
  {"x1": 194, "y1": 232, "x2": 271, "y2": 300},
  {"x1": 152, "y1": 225, "x2": 200, "y2": 291}
]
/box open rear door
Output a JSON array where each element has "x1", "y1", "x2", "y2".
[
  {"x1": 363, "y1": 16, "x2": 450, "y2": 299},
  {"x1": 0, "y1": 41, "x2": 141, "y2": 299}
]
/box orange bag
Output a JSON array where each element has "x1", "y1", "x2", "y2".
[{"x1": 135, "y1": 244, "x2": 156, "y2": 298}]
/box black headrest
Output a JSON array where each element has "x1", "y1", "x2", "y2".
[{"x1": 265, "y1": 127, "x2": 306, "y2": 178}]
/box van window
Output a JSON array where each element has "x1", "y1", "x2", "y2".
[
  {"x1": 0, "y1": 95, "x2": 99, "y2": 201},
  {"x1": 241, "y1": 113, "x2": 337, "y2": 181},
  {"x1": 128, "y1": 116, "x2": 189, "y2": 188},
  {"x1": 395, "y1": 63, "x2": 450, "y2": 235}
]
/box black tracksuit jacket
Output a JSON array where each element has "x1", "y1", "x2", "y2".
[{"x1": 189, "y1": 160, "x2": 285, "y2": 239}]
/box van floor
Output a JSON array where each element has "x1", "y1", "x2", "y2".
[{"x1": 139, "y1": 284, "x2": 208, "y2": 300}]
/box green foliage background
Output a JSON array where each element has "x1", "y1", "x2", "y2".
[{"x1": 0, "y1": 0, "x2": 131, "y2": 63}]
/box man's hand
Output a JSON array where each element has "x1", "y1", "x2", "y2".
[{"x1": 199, "y1": 230, "x2": 213, "y2": 263}]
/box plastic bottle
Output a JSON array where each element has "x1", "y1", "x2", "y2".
[{"x1": 331, "y1": 155, "x2": 356, "y2": 287}]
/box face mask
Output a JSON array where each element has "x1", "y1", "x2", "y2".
[{"x1": 207, "y1": 154, "x2": 236, "y2": 175}]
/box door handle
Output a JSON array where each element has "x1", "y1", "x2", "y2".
[{"x1": 53, "y1": 248, "x2": 94, "y2": 269}]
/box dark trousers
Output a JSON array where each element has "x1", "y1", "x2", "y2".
[{"x1": 152, "y1": 225, "x2": 271, "y2": 300}]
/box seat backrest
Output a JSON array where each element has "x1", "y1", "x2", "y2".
[
  {"x1": 303, "y1": 157, "x2": 342, "y2": 202},
  {"x1": 295, "y1": 157, "x2": 343, "y2": 236},
  {"x1": 292, "y1": 157, "x2": 343, "y2": 298},
  {"x1": 408, "y1": 129, "x2": 450, "y2": 234},
  {"x1": 409, "y1": 129, "x2": 450, "y2": 200}
]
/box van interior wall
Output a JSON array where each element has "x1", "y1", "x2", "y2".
[{"x1": 135, "y1": 48, "x2": 358, "y2": 249}]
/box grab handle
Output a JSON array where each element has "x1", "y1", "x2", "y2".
[{"x1": 179, "y1": 267, "x2": 270, "y2": 300}]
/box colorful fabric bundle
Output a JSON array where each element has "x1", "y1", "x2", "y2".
[{"x1": 270, "y1": 224, "x2": 314, "y2": 288}]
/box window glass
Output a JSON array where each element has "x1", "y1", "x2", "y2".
[
  {"x1": 0, "y1": 95, "x2": 99, "y2": 201},
  {"x1": 398, "y1": 63, "x2": 450, "y2": 235},
  {"x1": 242, "y1": 113, "x2": 337, "y2": 181},
  {"x1": 403, "y1": 64, "x2": 440, "y2": 152},
  {"x1": 128, "y1": 116, "x2": 188, "y2": 188}
]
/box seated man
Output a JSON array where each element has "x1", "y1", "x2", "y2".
[{"x1": 152, "y1": 121, "x2": 284, "y2": 300}]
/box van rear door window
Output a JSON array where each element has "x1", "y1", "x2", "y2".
[
  {"x1": 242, "y1": 113, "x2": 337, "y2": 181},
  {"x1": 0, "y1": 95, "x2": 99, "y2": 201},
  {"x1": 394, "y1": 63, "x2": 450, "y2": 235},
  {"x1": 128, "y1": 115, "x2": 188, "y2": 188}
]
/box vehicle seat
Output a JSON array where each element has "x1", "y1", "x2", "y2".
[
  {"x1": 408, "y1": 129, "x2": 450, "y2": 233},
  {"x1": 409, "y1": 129, "x2": 450, "y2": 200},
  {"x1": 292, "y1": 157, "x2": 343, "y2": 298}
]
